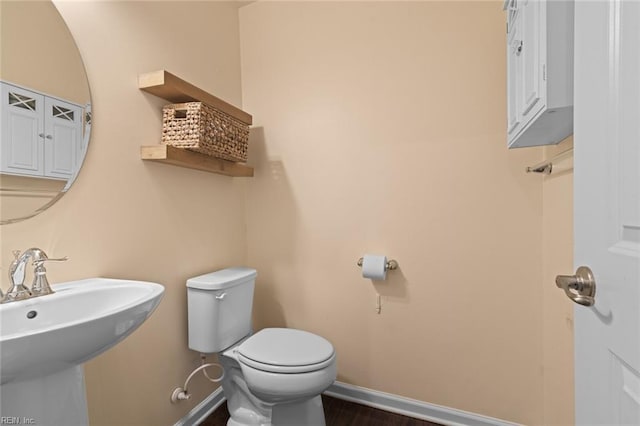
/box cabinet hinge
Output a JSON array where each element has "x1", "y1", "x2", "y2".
[{"x1": 543, "y1": 64, "x2": 546, "y2": 81}]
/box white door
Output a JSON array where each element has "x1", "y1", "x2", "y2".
[{"x1": 573, "y1": 1, "x2": 640, "y2": 424}]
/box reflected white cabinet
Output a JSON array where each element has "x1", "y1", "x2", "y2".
[
  {"x1": 1, "y1": 82, "x2": 82, "y2": 179},
  {"x1": 505, "y1": 0, "x2": 574, "y2": 148}
]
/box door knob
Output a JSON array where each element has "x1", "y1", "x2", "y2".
[{"x1": 556, "y1": 266, "x2": 596, "y2": 306}]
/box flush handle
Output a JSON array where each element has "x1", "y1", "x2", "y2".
[
  {"x1": 215, "y1": 292, "x2": 227, "y2": 300},
  {"x1": 556, "y1": 266, "x2": 596, "y2": 307}
]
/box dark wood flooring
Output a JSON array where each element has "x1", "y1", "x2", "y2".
[{"x1": 201, "y1": 394, "x2": 442, "y2": 426}]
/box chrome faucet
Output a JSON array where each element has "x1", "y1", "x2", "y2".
[{"x1": 2, "y1": 248, "x2": 68, "y2": 304}]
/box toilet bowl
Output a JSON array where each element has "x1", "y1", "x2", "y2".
[{"x1": 186, "y1": 268, "x2": 337, "y2": 426}]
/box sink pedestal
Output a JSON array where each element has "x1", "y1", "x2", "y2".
[
  {"x1": 0, "y1": 365, "x2": 88, "y2": 425},
  {"x1": 0, "y1": 278, "x2": 165, "y2": 423}
]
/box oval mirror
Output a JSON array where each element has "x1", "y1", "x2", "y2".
[{"x1": 0, "y1": 0, "x2": 91, "y2": 225}]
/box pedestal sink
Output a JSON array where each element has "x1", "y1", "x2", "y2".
[{"x1": 0, "y1": 278, "x2": 164, "y2": 424}]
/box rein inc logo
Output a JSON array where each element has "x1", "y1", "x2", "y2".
[{"x1": 0, "y1": 418, "x2": 35, "y2": 425}]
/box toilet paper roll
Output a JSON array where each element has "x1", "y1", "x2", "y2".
[{"x1": 362, "y1": 254, "x2": 387, "y2": 281}]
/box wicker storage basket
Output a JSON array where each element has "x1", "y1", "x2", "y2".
[{"x1": 162, "y1": 102, "x2": 249, "y2": 162}]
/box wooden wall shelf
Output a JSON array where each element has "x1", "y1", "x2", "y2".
[
  {"x1": 139, "y1": 70, "x2": 253, "y2": 177},
  {"x1": 141, "y1": 145, "x2": 253, "y2": 177}
]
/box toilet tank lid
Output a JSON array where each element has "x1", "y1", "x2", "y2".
[{"x1": 186, "y1": 267, "x2": 257, "y2": 290}]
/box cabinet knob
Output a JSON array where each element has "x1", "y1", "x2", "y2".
[
  {"x1": 45, "y1": 135, "x2": 53, "y2": 140},
  {"x1": 516, "y1": 40, "x2": 523, "y2": 54},
  {"x1": 38, "y1": 133, "x2": 45, "y2": 138}
]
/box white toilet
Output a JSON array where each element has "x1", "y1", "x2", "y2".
[{"x1": 187, "y1": 267, "x2": 337, "y2": 426}]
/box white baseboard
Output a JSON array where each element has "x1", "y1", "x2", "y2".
[
  {"x1": 174, "y1": 381, "x2": 522, "y2": 426},
  {"x1": 173, "y1": 387, "x2": 226, "y2": 426},
  {"x1": 324, "y1": 381, "x2": 522, "y2": 426}
]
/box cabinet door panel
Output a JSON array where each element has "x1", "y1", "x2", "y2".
[
  {"x1": 1, "y1": 84, "x2": 44, "y2": 176},
  {"x1": 44, "y1": 98, "x2": 81, "y2": 179},
  {"x1": 520, "y1": 0, "x2": 542, "y2": 116},
  {"x1": 507, "y1": 40, "x2": 522, "y2": 133},
  {"x1": 507, "y1": 16, "x2": 522, "y2": 134}
]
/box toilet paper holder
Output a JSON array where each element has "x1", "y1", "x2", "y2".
[{"x1": 357, "y1": 257, "x2": 399, "y2": 271}]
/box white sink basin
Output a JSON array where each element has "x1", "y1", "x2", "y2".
[{"x1": 0, "y1": 278, "x2": 164, "y2": 385}]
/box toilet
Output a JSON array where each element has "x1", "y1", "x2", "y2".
[{"x1": 187, "y1": 267, "x2": 337, "y2": 426}]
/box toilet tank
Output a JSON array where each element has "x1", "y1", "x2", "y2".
[{"x1": 186, "y1": 267, "x2": 257, "y2": 353}]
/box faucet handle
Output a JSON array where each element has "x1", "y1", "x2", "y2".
[
  {"x1": 31, "y1": 256, "x2": 67, "y2": 297},
  {"x1": 33, "y1": 256, "x2": 68, "y2": 266}
]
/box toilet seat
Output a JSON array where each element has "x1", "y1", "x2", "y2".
[{"x1": 237, "y1": 328, "x2": 335, "y2": 374}]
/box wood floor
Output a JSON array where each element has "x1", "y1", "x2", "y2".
[{"x1": 200, "y1": 395, "x2": 443, "y2": 426}]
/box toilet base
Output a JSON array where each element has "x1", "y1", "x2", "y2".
[
  {"x1": 227, "y1": 418, "x2": 269, "y2": 426},
  {"x1": 226, "y1": 395, "x2": 326, "y2": 426},
  {"x1": 218, "y1": 340, "x2": 330, "y2": 426},
  {"x1": 271, "y1": 396, "x2": 326, "y2": 426}
]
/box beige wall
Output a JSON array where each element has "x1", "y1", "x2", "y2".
[
  {"x1": 542, "y1": 138, "x2": 574, "y2": 426},
  {"x1": 240, "y1": 2, "x2": 546, "y2": 424},
  {"x1": 0, "y1": 1, "x2": 245, "y2": 425},
  {"x1": 0, "y1": 0, "x2": 90, "y2": 105},
  {"x1": 0, "y1": 1, "x2": 577, "y2": 425}
]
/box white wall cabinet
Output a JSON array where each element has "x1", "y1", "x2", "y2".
[
  {"x1": 1, "y1": 82, "x2": 82, "y2": 180},
  {"x1": 505, "y1": 0, "x2": 574, "y2": 149}
]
